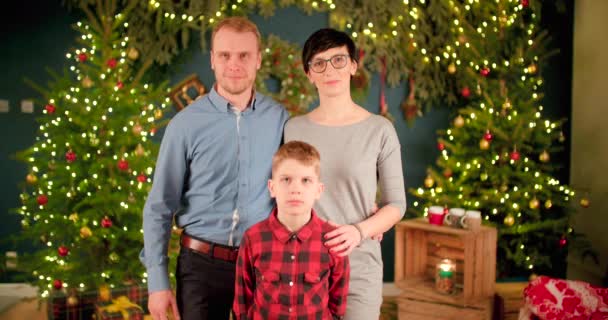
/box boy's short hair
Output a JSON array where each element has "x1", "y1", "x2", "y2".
[
  {"x1": 211, "y1": 16, "x2": 262, "y2": 50},
  {"x1": 272, "y1": 141, "x2": 321, "y2": 177},
  {"x1": 302, "y1": 28, "x2": 358, "y2": 74}
]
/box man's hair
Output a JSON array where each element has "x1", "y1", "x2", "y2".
[
  {"x1": 272, "y1": 141, "x2": 321, "y2": 177},
  {"x1": 302, "y1": 28, "x2": 358, "y2": 74},
  {"x1": 211, "y1": 16, "x2": 262, "y2": 50}
]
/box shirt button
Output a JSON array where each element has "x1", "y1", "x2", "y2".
[
  {"x1": 291, "y1": 235, "x2": 297, "y2": 240},
  {"x1": 289, "y1": 281, "x2": 293, "y2": 286},
  {"x1": 288, "y1": 307, "x2": 292, "y2": 312},
  {"x1": 290, "y1": 255, "x2": 295, "y2": 260}
]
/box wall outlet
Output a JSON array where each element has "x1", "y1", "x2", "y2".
[
  {"x1": 0, "y1": 99, "x2": 8, "y2": 113},
  {"x1": 5, "y1": 251, "x2": 17, "y2": 269}
]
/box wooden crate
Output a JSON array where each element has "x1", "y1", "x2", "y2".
[
  {"x1": 394, "y1": 278, "x2": 493, "y2": 320},
  {"x1": 394, "y1": 218, "x2": 497, "y2": 304}
]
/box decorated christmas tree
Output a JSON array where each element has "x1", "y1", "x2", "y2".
[
  {"x1": 15, "y1": 4, "x2": 169, "y2": 296},
  {"x1": 409, "y1": 0, "x2": 587, "y2": 277}
]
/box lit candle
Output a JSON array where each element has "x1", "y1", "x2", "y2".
[{"x1": 435, "y1": 258, "x2": 455, "y2": 294}]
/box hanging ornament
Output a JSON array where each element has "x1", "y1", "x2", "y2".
[
  {"x1": 443, "y1": 168, "x2": 453, "y2": 178},
  {"x1": 48, "y1": 161, "x2": 57, "y2": 171},
  {"x1": 78, "y1": 53, "x2": 87, "y2": 62},
  {"x1": 53, "y1": 279, "x2": 63, "y2": 290},
  {"x1": 379, "y1": 57, "x2": 394, "y2": 121},
  {"x1": 154, "y1": 109, "x2": 163, "y2": 120},
  {"x1": 521, "y1": 0, "x2": 530, "y2": 8},
  {"x1": 128, "y1": 193, "x2": 136, "y2": 203},
  {"x1": 458, "y1": 35, "x2": 467, "y2": 44},
  {"x1": 447, "y1": 63, "x2": 456, "y2": 74},
  {"x1": 81, "y1": 76, "x2": 93, "y2": 88},
  {"x1": 66, "y1": 294, "x2": 79, "y2": 307},
  {"x1": 502, "y1": 99, "x2": 512, "y2": 110},
  {"x1": 150, "y1": 127, "x2": 157, "y2": 135},
  {"x1": 539, "y1": 150, "x2": 550, "y2": 162},
  {"x1": 479, "y1": 139, "x2": 490, "y2": 150},
  {"x1": 476, "y1": 82, "x2": 482, "y2": 94},
  {"x1": 117, "y1": 159, "x2": 129, "y2": 171},
  {"x1": 69, "y1": 213, "x2": 79, "y2": 222},
  {"x1": 132, "y1": 123, "x2": 143, "y2": 135},
  {"x1": 527, "y1": 63, "x2": 537, "y2": 74},
  {"x1": 58, "y1": 245, "x2": 69, "y2": 257},
  {"x1": 558, "y1": 131, "x2": 566, "y2": 142},
  {"x1": 101, "y1": 216, "x2": 113, "y2": 228},
  {"x1": 558, "y1": 236, "x2": 567, "y2": 248},
  {"x1": 545, "y1": 200, "x2": 553, "y2": 209},
  {"x1": 504, "y1": 215, "x2": 515, "y2": 227},
  {"x1": 483, "y1": 130, "x2": 493, "y2": 141},
  {"x1": 454, "y1": 115, "x2": 465, "y2": 128},
  {"x1": 401, "y1": 77, "x2": 420, "y2": 124},
  {"x1": 137, "y1": 174, "x2": 147, "y2": 183},
  {"x1": 461, "y1": 87, "x2": 471, "y2": 98},
  {"x1": 109, "y1": 252, "x2": 119, "y2": 262},
  {"x1": 45, "y1": 104, "x2": 56, "y2": 114},
  {"x1": 529, "y1": 198, "x2": 540, "y2": 209},
  {"x1": 127, "y1": 47, "x2": 140, "y2": 60},
  {"x1": 79, "y1": 226, "x2": 92, "y2": 238},
  {"x1": 37, "y1": 194, "x2": 48, "y2": 206},
  {"x1": 26, "y1": 173, "x2": 37, "y2": 184},
  {"x1": 106, "y1": 58, "x2": 117, "y2": 69},
  {"x1": 65, "y1": 150, "x2": 77, "y2": 163},
  {"x1": 135, "y1": 144, "x2": 145, "y2": 156},
  {"x1": 480, "y1": 67, "x2": 490, "y2": 77},
  {"x1": 437, "y1": 142, "x2": 445, "y2": 151},
  {"x1": 116, "y1": 81, "x2": 124, "y2": 89},
  {"x1": 510, "y1": 149, "x2": 521, "y2": 161},
  {"x1": 500, "y1": 184, "x2": 509, "y2": 192},
  {"x1": 98, "y1": 285, "x2": 111, "y2": 302},
  {"x1": 424, "y1": 175, "x2": 435, "y2": 188},
  {"x1": 579, "y1": 197, "x2": 590, "y2": 208}
]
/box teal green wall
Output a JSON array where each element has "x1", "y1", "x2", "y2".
[{"x1": 0, "y1": 1, "x2": 575, "y2": 282}]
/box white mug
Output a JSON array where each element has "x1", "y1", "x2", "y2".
[
  {"x1": 461, "y1": 210, "x2": 482, "y2": 231},
  {"x1": 444, "y1": 208, "x2": 465, "y2": 228}
]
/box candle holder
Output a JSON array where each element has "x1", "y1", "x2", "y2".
[{"x1": 435, "y1": 258, "x2": 456, "y2": 294}]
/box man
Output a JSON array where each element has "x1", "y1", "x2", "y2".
[{"x1": 141, "y1": 17, "x2": 289, "y2": 320}]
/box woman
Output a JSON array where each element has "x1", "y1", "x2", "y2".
[{"x1": 284, "y1": 28, "x2": 406, "y2": 320}]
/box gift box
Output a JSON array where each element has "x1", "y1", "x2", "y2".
[
  {"x1": 96, "y1": 296, "x2": 144, "y2": 320},
  {"x1": 47, "y1": 283, "x2": 148, "y2": 320}
]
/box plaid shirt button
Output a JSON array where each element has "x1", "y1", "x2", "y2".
[
  {"x1": 288, "y1": 307, "x2": 292, "y2": 312},
  {"x1": 289, "y1": 281, "x2": 293, "y2": 286},
  {"x1": 290, "y1": 255, "x2": 295, "y2": 260}
]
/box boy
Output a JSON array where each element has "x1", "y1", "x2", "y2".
[{"x1": 233, "y1": 141, "x2": 349, "y2": 320}]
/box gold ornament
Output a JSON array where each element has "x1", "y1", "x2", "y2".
[
  {"x1": 69, "y1": 213, "x2": 79, "y2": 222},
  {"x1": 424, "y1": 176, "x2": 435, "y2": 188},
  {"x1": 529, "y1": 198, "x2": 539, "y2": 209},
  {"x1": 539, "y1": 150, "x2": 550, "y2": 162},
  {"x1": 454, "y1": 115, "x2": 465, "y2": 128},
  {"x1": 479, "y1": 139, "x2": 490, "y2": 150},
  {"x1": 527, "y1": 63, "x2": 537, "y2": 74},
  {"x1": 98, "y1": 284, "x2": 111, "y2": 302},
  {"x1": 127, "y1": 47, "x2": 139, "y2": 60},
  {"x1": 503, "y1": 99, "x2": 512, "y2": 110},
  {"x1": 580, "y1": 197, "x2": 590, "y2": 208},
  {"x1": 128, "y1": 193, "x2": 136, "y2": 203},
  {"x1": 504, "y1": 215, "x2": 515, "y2": 226},
  {"x1": 67, "y1": 295, "x2": 79, "y2": 306},
  {"x1": 82, "y1": 76, "x2": 93, "y2": 88},
  {"x1": 447, "y1": 63, "x2": 456, "y2": 74},
  {"x1": 500, "y1": 184, "x2": 509, "y2": 192},
  {"x1": 26, "y1": 173, "x2": 37, "y2": 184},
  {"x1": 545, "y1": 200, "x2": 553, "y2": 209},
  {"x1": 79, "y1": 226, "x2": 92, "y2": 238},
  {"x1": 154, "y1": 109, "x2": 163, "y2": 120},
  {"x1": 529, "y1": 273, "x2": 538, "y2": 281},
  {"x1": 132, "y1": 123, "x2": 143, "y2": 135},
  {"x1": 109, "y1": 252, "x2": 119, "y2": 262},
  {"x1": 134, "y1": 144, "x2": 145, "y2": 156}
]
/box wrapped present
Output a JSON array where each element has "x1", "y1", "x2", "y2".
[{"x1": 96, "y1": 295, "x2": 144, "y2": 320}]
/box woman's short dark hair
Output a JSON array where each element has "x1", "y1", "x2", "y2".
[{"x1": 302, "y1": 28, "x2": 358, "y2": 74}]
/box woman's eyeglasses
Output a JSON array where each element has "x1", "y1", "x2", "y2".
[{"x1": 308, "y1": 54, "x2": 349, "y2": 73}]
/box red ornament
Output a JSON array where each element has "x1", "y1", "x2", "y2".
[
  {"x1": 480, "y1": 67, "x2": 490, "y2": 77},
  {"x1": 150, "y1": 127, "x2": 158, "y2": 135},
  {"x1": 65, "y1": 150, "x2": 77, "y2": 163},
  {"x1": 483, "y1": 130, "x2": 493, "y2": 141},
  {"x1": 58, "y1": 245, "x2": 69, "y2": 257},
  {"x1": 437, "y1": 142, "x2": 445, "y2": 151},
  {"x1": 116, "y1": 81, "x2": 124, "y2": 89},
  {"x1": 461, "y1": 87, "x2": 471, "y2": 98},
  {"x1": 443, "y1": 168, "x2": 453, "y2": 178},
  {"x1": 37, "y1": 194, "x2": 48, "y2": 206},
  {"x1": 510, "y1": 150, "x2": 521, "y2": 161},
  {"x1": 45, "y1": 104, "x2": 56, "y2": 114},
  {"x1": 117, "y1": 159, "x2": 129, "y2": 171},
  {"x1": 137, "y1": 174, "x2": 147, "y2": 183},
  {"x1": 78, "y1": 53, "x2": 87, "y2": 62},
  {"x1": 106, "y1": 58, "x2": 117, "y2": 68},
  {"x1": 101, "y1": 216, "x2": 113, "y2": 228},
  {"x1": 521, "y1": 0, "x2": 529, "y2": 8},
  {"x1": 559, "y1": 236, "x2": 567, "y2": 248},
  {"x1": 53, "y1": 279, "x2": 63, "y2": 290}
]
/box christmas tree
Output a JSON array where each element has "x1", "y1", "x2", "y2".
[
  {"x1": 409, "y1": 0, "x2": 585, "y2": 277},
  {"x1": 15, "y1": 3, "x2": 169, "y2": 296}
]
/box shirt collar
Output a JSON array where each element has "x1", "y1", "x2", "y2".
[
  {"x1": 208, "y1": 85, "x2": 257, "y2": 113},
  {"x1": 268, "y1": 207, "x2": 323, "y2": 244}
]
